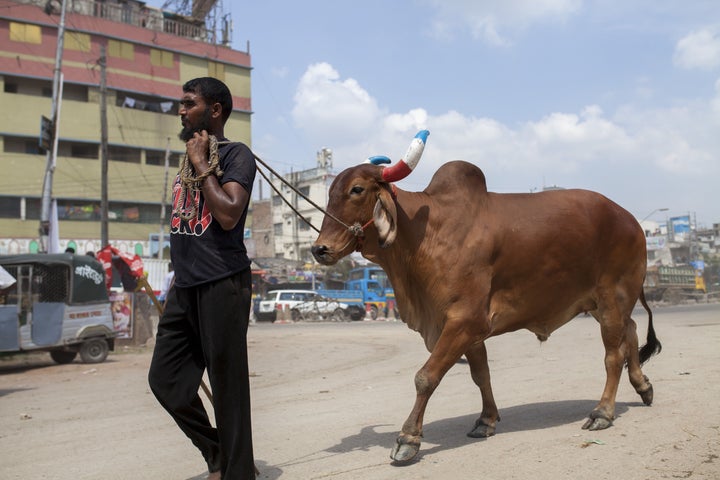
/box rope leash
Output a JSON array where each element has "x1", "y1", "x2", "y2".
[
  {"x1": 251, "y1": 153, "x2": 372, "y2": 243},
  {"x1": 173, "y1": 135, "x2": 371, "y2": 243},
  {"x1": 174, "y1": 135, "x2": 228, "y2": 221}
]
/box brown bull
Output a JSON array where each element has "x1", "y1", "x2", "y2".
[{"x1": 311, "y1": 135, "x2": 661, "y2": 464}]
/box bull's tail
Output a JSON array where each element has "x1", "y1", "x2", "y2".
[{"x1": 638, "y1": 288, "x2": 662, "y2": 365}]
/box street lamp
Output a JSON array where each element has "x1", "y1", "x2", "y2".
[{"x1": 640, "y1": 208, "x2": 669, "y2": 223}]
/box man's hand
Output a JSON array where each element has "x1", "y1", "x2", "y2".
[{"x1": 186, "y1": 130, "x2": 210, "y2": 175}]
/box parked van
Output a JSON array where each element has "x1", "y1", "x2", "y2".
[
  {"x1": 256, "y1": 289, "x2": 350, "y2": 322},
  {"x1": 0, "y1": 254, "x2": 115, "y2": 364}
]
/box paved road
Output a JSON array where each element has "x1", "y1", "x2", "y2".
[{"x1": 1, "y1": 302, "x2": 718, "y2": 479}]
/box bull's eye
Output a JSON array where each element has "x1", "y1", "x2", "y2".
[{"x1": 350, "y1": 185, "x2": 364, "y2": 195}]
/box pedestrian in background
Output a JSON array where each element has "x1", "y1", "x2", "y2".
[{"x1": 158, "y1": 262, "x2": 174, "y2": 303}]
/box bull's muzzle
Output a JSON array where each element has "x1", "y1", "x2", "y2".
[{"x1": 311, "y1": 244, "x2": 334, "y2": 265}]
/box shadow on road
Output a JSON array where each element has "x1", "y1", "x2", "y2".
[
  {"x1": 0, "y1": 387, "x2": 34, "y2": 398},
  {"x1": 323, "y1": 399, "x2": 640, "y2": 464},
  {"x1": 0, "y1": 356, "x2": 121, "y2": 375},
  {"x1": 181, "y1": 399, "x2": 650, "y2": 476},
  {"x1": 185, "y1": 460, "x2": 282, "y2": 480}
]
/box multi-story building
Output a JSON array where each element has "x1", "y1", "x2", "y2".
[
  {"x1": 0, "y1": 0, "x2": 251, "y2": 256},
  {"x1": 268, "y1": 148, "x2": 335, "y2": 262}
]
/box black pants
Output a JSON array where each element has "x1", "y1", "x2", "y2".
[{"x1": 148, "y1": 269, "x2": 254, "y2": 479}]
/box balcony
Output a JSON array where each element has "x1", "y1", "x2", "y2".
[{"x1": 30, "y1": 0, "x2": 215, "y2": 44}]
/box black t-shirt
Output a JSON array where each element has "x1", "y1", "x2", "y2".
[{"x1": 169, "y1": 140, "x2": 256, "y2": 287}]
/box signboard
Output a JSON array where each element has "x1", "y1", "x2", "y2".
[
  {"x1": 646, "y1": 236, "x2": 666, "y2": 251},
  {"x1": 669, "y1": 215, "x2": 691, "y2": 241},
  {"x1": 110, "y1": 291, "x2": 133, "y2": 339},
  {"x1": 39, "y1": 115, "x2": 53, "y2": 152}
]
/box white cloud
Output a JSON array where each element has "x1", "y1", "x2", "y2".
[
  {"x1": 515, "y1": 106, "x2": 633, "y2": 175},
  {"x1": 674, "y1": 27, "x2": 720, "y2": 70},
  {"x1": 289, "y1": 63, "x2": 720, "y2": 223},
  {"x1": 383, "y1": 109, "x2": 429, "y2": 135},
  {"x1": 291, "y1": 63, "x2": 383, "y2": 145},
  {"x1": 291, "y1": 63, "x2": 719, "y2": 177},
  {"x1": 424, "y1": 0, "x2": 583, "y2": 45}
]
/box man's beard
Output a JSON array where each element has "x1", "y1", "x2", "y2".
[{"x1": 179, "y1": 107, "x2": 212, "y2": 142}]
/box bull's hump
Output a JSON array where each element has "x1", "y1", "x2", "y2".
[{"x1": 424, "y1": 161, "x2": 488, "y2": 198}]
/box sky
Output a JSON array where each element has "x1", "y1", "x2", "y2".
[{"x1": 157, "y1": 0, "x2": 720, "y2": 228}]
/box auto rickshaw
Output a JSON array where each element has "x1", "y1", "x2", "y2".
[{"x1": 0, "y1": 253, "x2": 115, "y2": 364}]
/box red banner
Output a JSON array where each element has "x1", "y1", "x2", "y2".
[{"x1": 96, "y1": 245, "x2": 144, "y2": 291}]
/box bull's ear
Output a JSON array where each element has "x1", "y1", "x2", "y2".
[{"x1": 373, "y1": 188, "x2": 397, "y2": 248}]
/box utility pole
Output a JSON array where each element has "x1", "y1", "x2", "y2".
[
  {"x1": 689, "y1": 211, "x2": 697, "y2": 261},
  {"x1": 158, "y1": 137, "x2": 171, "y2": 260},
  {"x1": 291, "y1": 170, "x2": 299, "y2": 261},
  {"x1": 39, "y1": 0, "x2": 69, "y2": 252},
  {"x1": 99, "y1": 44, "x2": 109, "y2": 248}
]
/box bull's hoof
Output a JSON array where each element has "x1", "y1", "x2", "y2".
[
  {"x1": 390, "y1": 439, "x2": 420, "y2": 464},
  {"x1": 581, "y1": 412, "x2": 613, "y2": 431},
  {"x1": 467, "y1": 418, "x2": 497, "y2": 438},
  {"x1": 638, "y1": 376, "x2": 654, "y2": 406}
]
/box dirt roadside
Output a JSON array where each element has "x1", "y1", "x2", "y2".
[{"x1": 1, "y1": 303, "x2": 718, "y2": 480}]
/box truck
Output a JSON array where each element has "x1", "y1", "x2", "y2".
[
  {"x1": 644, "y1": 264, "x2": 706, "y2": 304},
  {"x1": 317, "y1": 266, "x2": 398, "y2": 320}
]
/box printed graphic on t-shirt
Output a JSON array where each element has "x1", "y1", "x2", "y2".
[{"x1": 170, "y1": 176, "x2": 213, "y2": 236}]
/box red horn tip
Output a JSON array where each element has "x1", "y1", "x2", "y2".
[{"x1": 381, "y1": 160, "x2": 412, "y2": 182}]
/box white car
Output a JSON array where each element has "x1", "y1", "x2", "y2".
[{"x1": 257, "y1": 289, "x2": 349, "y2": 322}]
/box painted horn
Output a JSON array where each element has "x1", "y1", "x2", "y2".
[
  {"x1": 366, "y1": 155, "x2": 391, "y2": 165},
  {"x1": 381, "y1": 130, "x2": 430, "y2": 182}
]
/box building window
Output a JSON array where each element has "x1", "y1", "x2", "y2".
[
  {"x1": 109, "y1": 203, "x2": 140, "y2": 223},
  {"x1": 59, "y1": 141, "x2": 98, "y2": 159},
  {"x1": 47, "y1": 200, "x2": 161, "y2": 224},
  {"x1": 8, "y1": 140, "x2": 178, "y2": 164},
  {"x1": 298, "y1": 218, "x2": 312, "y2": 231},
  {"x1": 208, "y1": 61, "x2": 225, "y2": 81},
  {"x1": 108, "y1": 39, "x2": 134, "y2": 60},
  {"x1": 272, "y1": 195, "x2": 282, "y2": 206},
  {"x1": 0, "y1": 75, "x2": 87, "y2": 100},
  {"x1": 25, "y1": 197, "x2": 41, "y2": 220},
  {"x1": 299, "y1": 186, "x2": 310, "y2": 197},
  {"x1": 117, "y1": 92, "x2": 176, "y2": 114},
  {"x1": 58, "y1": 203, "x2": 101, "y2": 221},
  {"x1": 146, "y1": 150, "x2": 181, "y2": 168},
  {"x1": 146, "y1": 149, "x2": 164, "y2": 166},
  {"x1": 0, "y1": 197, "x2": 21, "y2": 219},
  {"x1": 65, "y1": 32, "x2": 91, "y2": 52},
  {"x1": 273, "y1": 223, "x2": 283, "y2": 236},
  {"x1": 17, "y1": 197, "x2": 158, "y2": 223},
  {"x1": 3, "y1": 136, "x2": 41, "y2": 155},
  {"x1": 9, "y1": 22, "x2": 41, "y2": 44},
  {"x1": 70, "y1": 143, "x2": 98, "y2": 159},
  {"x1": 62, "y1": 84, "x2": 89, "y2": 102},
  {"x1": 108, "y1": 145, "x2": 141, "y2": 163},
  {"x1": 150, "y1": 49, "x2": 174, "y2": 68}
]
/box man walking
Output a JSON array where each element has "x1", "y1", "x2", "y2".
[{"x1": 149, "y1": 77, "x2": 256, "y2": 479}]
